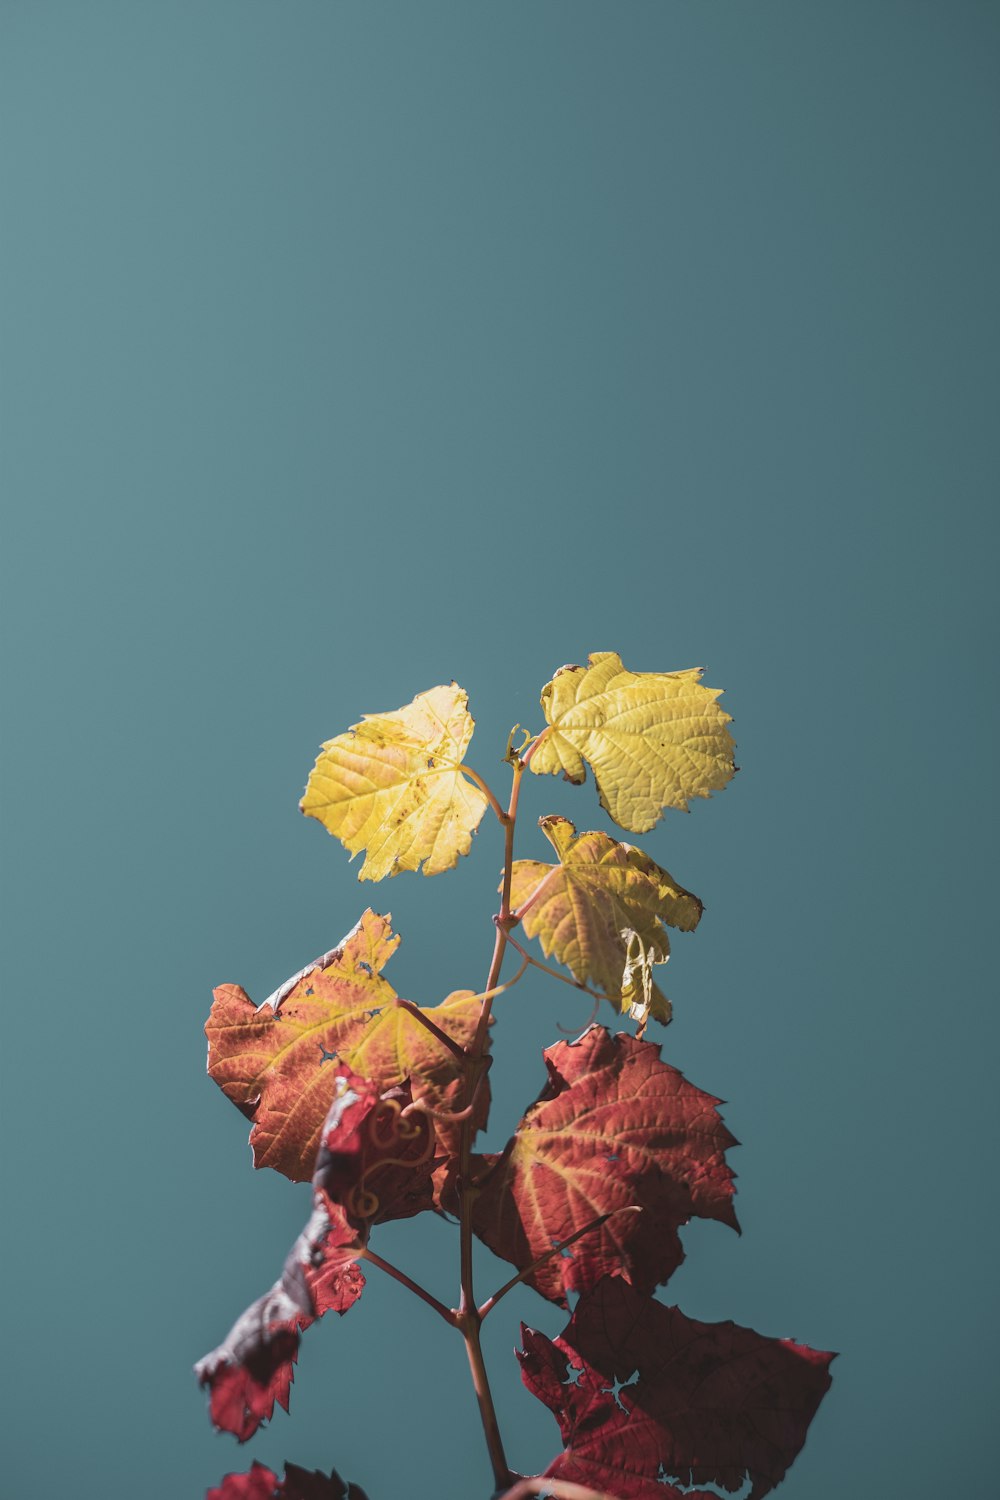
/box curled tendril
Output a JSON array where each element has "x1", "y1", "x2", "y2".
[
  {"x1": 342, "y1": 1096, "x2": 438, "y2": 1222},
  {"x1": 346, "y1": 1185, "x2": 381, "y2": 1219},
  {"x1": 504, "y1": 723, "x2": 534, "y2": 764},
  {"x1": 557, "y1": 995, "x2": 600, "y2": 1036}
]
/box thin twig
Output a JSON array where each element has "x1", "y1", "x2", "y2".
[
  {"x1": 520, "y1": 729, "x2": 548, "y2": 768},
  {"x1": 454, "y1": 755, "x2": 527, "y2": 1492},
  {"x1": 394, "y1": 954, "x2": 529, "y2": 1085},
  {"x1": 505, "y1": 934, "x2": 605, "y2": 1005},
  {"x1": 461, "y1": 765, "x2": 507, "y2": 824},
  {"x1": 509, "y1": 863, "x2": 559, "y2": 926},
  {"x1": 394, "y1": 999, "x2": 469, "y2": 1064},
  {"x1": 467, "y1": 950, "x2": 530, "y2": 1005},
  {"x1": 358, "y1": 1248, "x2": 456, "y2": 1326},
  {"x1": 556, "y1": 995, "x2": 601, "y2": 1035},
  {"x1": 478, "y1": 1207, "x2": 642, "y2": 1319}
]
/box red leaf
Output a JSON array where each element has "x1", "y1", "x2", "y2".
[
  {"x1": 313, "y1": 1067, "x2": 437, "y2": 1227},
  {"x1": 303, "y1": 1195, "x2": 368, "y2": 1315},
  {"x1": 205, "y1": 911, "x2": 486, "y2": 1192},
  {"x1": 208, "y1": 1461, "x2": 369, "y2": 1500},
  {"x1": 196, "y1": 1067, "x2": 438, "y2": 1440},
  {"x1": 519, "y1": 1278, "x2": 835, "y2": 1499},
  {"x1": 473, "y1": 1026, "x2": 738, "y2": 1305},
  {"x1": 280, "y1": 1464, "x2": 370, "y2": 1500},
  {"x1": 196, "y1": 1194, "x2": 364, "y2": 1441},
  {"x1": 208, "y1": 1461, "x2": 278, "y2": 1500}
]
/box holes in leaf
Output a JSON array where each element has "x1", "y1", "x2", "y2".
[{"x1": 600, "y1": 1369, "x2": 639, "y2": 1414}]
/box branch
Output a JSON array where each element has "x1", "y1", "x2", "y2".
[
  {"x1": 454, "y1": 754, "x2": 528, "y2": 1493},
  {"x1": 401, "y1": 947, "x2": 529, "y2": 1130},
  {"x1": 478, "y1": 1207, "x2": 641, "y2": 1319},
  {"x1": 394, "y1": 953, "x2": 529, "y2": 1093},
  {"x1": 393, "y1": 999, "x2": 469, "y2": 1064},
  {"x1": 358, "y1": 1248, "x2": 456, "y2": 1327},
  {"x1": 499, "y1": 760, "x2": 526, "y2": 918},
  {"x1": 461, "y1": 765, "x2": 507, "y2": 824},
  {"x1": 507, "y1": 855, "x2": 558, "y2": 927}
]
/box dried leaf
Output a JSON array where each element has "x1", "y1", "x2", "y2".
[
  {"x1": 509, "y1": 816, "x2": 702, "y2": 1021},
  {"x1": 206, "y1": 909, "x2": 485, "y2": 1185},
  {"x1": 520, "y1": 1278, "x2": 834, "y2": 1499},
  {"x1": 473, "y1": 1026, "x2": 737, "y2": 1306},
  {"x1": 196, "y1": 1067, "x2": 440, "y2": 1441},
  {"x1": 530, "y1": 652, "x2": 736, "y2": 833},
  {"x1": 301, "y1": 683, "x2": 488, "y2": 880},
  {"x1": 620, "y1": 928, "x2": 657, "y2": 1032},
  {"x1": 196, "y1": 1193, "x2": 364, "y2": 1441}
]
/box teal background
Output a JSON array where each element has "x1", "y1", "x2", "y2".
[{"x1": 2, "y1": 3, "x2": 997, "y2": 1497}]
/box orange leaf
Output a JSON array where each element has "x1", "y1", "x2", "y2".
[{"x1": 206, "y1": 909, "x2": 485, "y2": 1185}]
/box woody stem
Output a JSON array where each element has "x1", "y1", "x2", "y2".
[
  {"x1": 455, "y1": 754, "x2": 526, "y2": 1491},
  {"x1": 358, "y1": 1248, "x2": 456, "y2": 1326}
]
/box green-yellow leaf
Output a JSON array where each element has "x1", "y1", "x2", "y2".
[
  {"x1": 508, "y1": 815, "x2": 703, "y2": 1022},
  {"x1": 530, "y1": 651, "x2": 736, "y2": 833},
  {"x1": 301, "y1": 683, "x2": 489, "y2": 881}
]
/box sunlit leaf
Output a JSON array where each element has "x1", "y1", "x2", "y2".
[
  {"x1": 472, "y1": 1026, "x2": 738, "y2": 1306},
  {"x1": 509, "y1": 815, "x2": 702, "y2": 1021},
  {"x1": 205, "y1": 909, "x2": 486, "y2": 1186},
  {"x1": 530, "y1": 651, "x2": 736, "y2": 832},
  {"x1": 520, "y1": 1277, "x2": 834, "y2": 1499},
  {"x1": 301, "y1": 683, "x2": 489, "y2": 880}
]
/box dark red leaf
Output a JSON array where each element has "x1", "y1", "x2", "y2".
[
  {"x1": 196, "y1": 1194, "x2": 364, "y2": 1441},
  {"x1": 282, "y1": 1464, "x2": 370, "y2": 1500},
  {"x1": 473, "y1": 1026, "x2": 738, "y2": 1305},
  {"x1": 519, "y1": 1278, "x2": 835, "y2": 1499},
  {"x1": 207, "y1": 1460, "x2": 369, "y2": 1500},
  {"x1": 314, "y1": 1067, "x2": 437, "y2": 1227},
  {"x1": 196, "y1": 1067, "x2": 438, "y2": 1440}
]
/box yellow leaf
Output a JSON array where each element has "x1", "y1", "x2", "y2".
[
  {"x1": 508, "y1": 815, "x2": 702, "y2": 1022},
  {"x1": 301, "y1": 683, "x2": 489, "y2": 881},
  {"x1": 530, "y1": 651, "x2": 736, "y2": 832}
]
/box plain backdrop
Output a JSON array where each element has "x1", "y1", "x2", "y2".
[{"x1": 2, "y1": 4, "x2": 998, "y2": 1498}]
